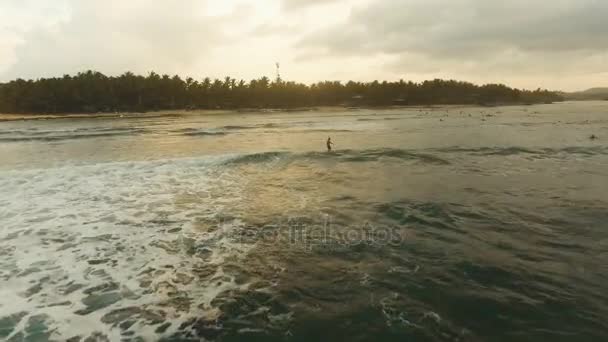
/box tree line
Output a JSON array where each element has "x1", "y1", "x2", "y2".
[{"x1": 0, "y1": 70, "x2": 564, "y2": 114}]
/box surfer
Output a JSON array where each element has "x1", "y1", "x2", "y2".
[{"x1": 326, "y1": 137, "x2": 334, "y2": 152}]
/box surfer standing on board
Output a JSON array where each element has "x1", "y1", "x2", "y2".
[{"x1": 326, "y1": 137, "x2": 334, "y2": 152}]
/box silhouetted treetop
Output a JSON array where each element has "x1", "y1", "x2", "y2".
[{"x1": 0, "y1": 70, "x2": 563, "y2": 114}]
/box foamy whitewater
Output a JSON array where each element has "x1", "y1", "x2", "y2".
[
  {"x1": 0, "y1": 157, "x2": 260, "y2": 340},
  {"x1": 0, "y1": 102, "x2": 607, "y2": 341}
]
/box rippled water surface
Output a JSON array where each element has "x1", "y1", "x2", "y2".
[{"x1": 1, "y1": 102, "x2": 607, "y2": 341}]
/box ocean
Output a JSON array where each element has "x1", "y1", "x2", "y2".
[{"x1": 0, "y1": 101, "x2": 607, "y2": 341}]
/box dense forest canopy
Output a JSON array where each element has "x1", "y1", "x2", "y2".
[{"x1": 0, "y1": 70, "x2": 564, "y2": 114}]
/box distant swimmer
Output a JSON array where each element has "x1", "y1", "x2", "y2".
[
  {"x1": 326, "y1": 137, "x2": 334, "y2": 152},
  {"x1": 590, "y1": 134, "x2": 598, "y2": 140}
]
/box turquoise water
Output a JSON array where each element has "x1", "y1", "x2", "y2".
[{"x1": 0, "y1": 102, "x2": 607, "y2": 341}]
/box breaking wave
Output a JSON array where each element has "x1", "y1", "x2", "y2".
[
  {"x1": 0, "y1": 157, "x2": 261, "y2": 340},
  {"x1": 216, "y1": 146, "x2": 608, "y2": 168}
]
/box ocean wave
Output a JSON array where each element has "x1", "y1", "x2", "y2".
[
  {"x1": 357, "y1": 117, "x2": 402, "y2": 122},
  {"x1": 223, "y1": 151, "x2": 290, "y2": 165},
  {"x1": 221, "y1": 125, "x2": 255, "y2": 130},
  {"x1": 183, "y1": 131, "x2": 227, "y2": 137},
  {"x1": 168, "y1": 127, "x2": 227, "y2": 136},
  {"x1": 260, "y1": 123, "x2": 283, "y2": 128},
  {"x1": 220, "y1": 148, "x2": 451, "y2": 166},
  {"x1": 220, "y1": 123, "x2": 284, "y2": 130},
  {"x1": 72, "y1": 126, "x2": 145, "y2": 133},
  {"x1": 311, "y1": 149, "x2": 450, "y2": 164},
  {"x1": 434, "y1": 146, "x2": 608, "y2": 157},
  {"x1": 0, "y1": 131, "x2": 141, "y2": 143},
  {"x1": 0, "y1": 127, "x2": 148, "y2": 143},
  {"x1": 219, "y1": 146, "x2": 608, "y2": 168},
  {"x1": 285, "y1": 129, "x2": 353, "y2": 133}
]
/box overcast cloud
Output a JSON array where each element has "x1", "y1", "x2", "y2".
[
  {"x1": 0, "y1": 0, "x2": 606, "y2": 90},
  {"x1": 281, "y1": 0, "x2": 343, "y2": 10}
]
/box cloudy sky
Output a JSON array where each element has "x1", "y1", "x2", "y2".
[{"x1": 1, "y1": 0, "x2": 606, "y2": 91}]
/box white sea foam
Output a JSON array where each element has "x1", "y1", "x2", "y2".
[{"x1": 0, "y1": 155, "x2": 256, "y2": 340}]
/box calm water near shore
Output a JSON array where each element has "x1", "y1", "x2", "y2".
[{"x1": 0, "y1": 101, "x2": 607, "y2": 341}]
